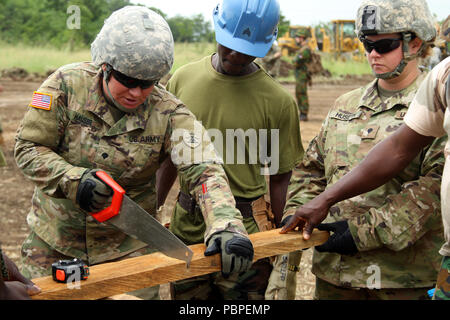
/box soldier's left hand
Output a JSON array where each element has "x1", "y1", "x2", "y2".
[
  {"x1": 204, "y1": 231, "x2": 254, "y2": 278},
  {"x1": 280, "y1": 194, "x2": 332, "y2": 240},
  {"x1": 315, "y1": 220, "x2": 358, "y2": 255},
  {"x1": 0, "y1": 134, "x2": 4, "y2": 147}
]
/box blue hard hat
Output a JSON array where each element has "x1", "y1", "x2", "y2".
[{"x1": 213, "y1": 0, "x2": 280, "y2": 58}]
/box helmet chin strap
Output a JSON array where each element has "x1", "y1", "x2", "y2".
[
  {"x1": 103, "y1": 65, "x2": 138, "y2": 114},
  {"x1": 374, "y1": 33, "x2": 425, "y2": 80}
]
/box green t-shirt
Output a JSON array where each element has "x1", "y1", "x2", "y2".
[{"x1": 167, "y1": 55, "x2": 304, "y2": 198}]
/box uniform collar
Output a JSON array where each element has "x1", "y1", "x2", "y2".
[{"x1": 358, "y1": 71, "x2": 427, "y2": 114}]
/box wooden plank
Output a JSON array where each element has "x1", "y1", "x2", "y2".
[{"x1": 31, "y1": 229, "x2": 328, "y2": 300}]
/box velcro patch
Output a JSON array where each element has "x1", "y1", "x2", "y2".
[{"x1": 29, "y1": 91, "x2": 52, "y2": 110}]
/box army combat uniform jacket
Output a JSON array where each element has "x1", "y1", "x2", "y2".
[
  {"x1": 284, "y1": 72, "x2": 446, "y2": 288},
  {"x1": 15, "y1": 62, "x2": 247, "y2": 265}
]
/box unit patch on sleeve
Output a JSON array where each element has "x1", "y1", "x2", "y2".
[{"x1": 29, "y1": 91, "x2": 53, "y2": 110}]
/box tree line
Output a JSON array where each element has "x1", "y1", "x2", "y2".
[{"x1": 0, "y1": 0, "x2": 290, "y2": 49}]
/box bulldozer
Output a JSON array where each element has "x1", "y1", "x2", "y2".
[
  {"x1": 328, "y1": 20, "x2": 365, "y2": 60},
  {"x1": 278, "y1": 21, "x2": 363, "y2": 59}
]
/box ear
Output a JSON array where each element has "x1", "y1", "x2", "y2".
[{"x1": 409, "y1": 37, "x2": 424, "y2": 54}]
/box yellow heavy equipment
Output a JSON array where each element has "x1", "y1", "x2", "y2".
[
  {"x1": 278, "y1": 26, "x2": 318, "y2": 56},
  {"x1": 278, "y1": 21, "x2": 363, "y2": 60},
  {"x1": 329, "y1": 20, "x2": 365, "y2": 60}
]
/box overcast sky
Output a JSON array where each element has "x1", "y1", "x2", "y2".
[{"x1": 132, "y1": 0, "x2": 449, "y2": 26}]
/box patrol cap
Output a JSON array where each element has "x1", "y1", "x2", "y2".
[{"x1": 91, "y1": 6, "x2": 174, "y2": 81}]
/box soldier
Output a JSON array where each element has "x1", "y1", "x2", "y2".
[
  {"x1": 293, "y1": 29, "x2": 312, "y2": 121},
  {"x1": 281, "y1": 0, "x2": 444, "y2": 299},
  {"x1": 14, "y1": 6, "x2": 252, "y2": 299},
  {"x1": 0, "y1": 247, "x2": 41, "y2": 299},
  {"x1": 157, "y1": 0, "x2": 304, "y2": 300},
  {"x1": 256, "y1": 41, "x2": 282, "y2": 78}
]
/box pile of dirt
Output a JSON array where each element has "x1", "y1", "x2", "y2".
[
  {"x1": 0, "y1": 67, "x2": 54, "y2": 82},
  {"x1": 307, "y1": 53, "x2": 332, "y2": 77}
]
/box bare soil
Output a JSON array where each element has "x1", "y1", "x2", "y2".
[{"x1": 0, "y1": 77, "x2": 365, "y2": 299}]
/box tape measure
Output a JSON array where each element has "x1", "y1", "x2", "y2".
[{"x1": 51, "y1": 258, "x2": 89, "y2": 283}]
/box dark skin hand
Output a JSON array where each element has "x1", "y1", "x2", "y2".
[
  {"x1": 281, "y1": 124, "x2": 435, "y2": 239},
  {"x1": 269, "y1": 171, "x2": 292, "y2": 227},
  {"x1": 0, "y1": 253, "x2": 41, "y2": 300}
]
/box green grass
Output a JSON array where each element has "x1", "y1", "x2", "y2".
[
  {"x1": 0, "y1": 43, "x2": 91, "y2": 74},
  {"x1": 321, "y1": 52, "x2": 372, "y2": 77},
  {"x1": 0, "y1": 42, "x2": 371, "y2": 79},
  {"x1": 0, "y1": 42, "x2": 217, "y2": 76},
  {"x1": 278, "y1": 52, "x2": 372, "y2": 82}
]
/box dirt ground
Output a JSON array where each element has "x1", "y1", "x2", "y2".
[{"x1": 0, "y1": 76, "x2": 368, "y2": 300}]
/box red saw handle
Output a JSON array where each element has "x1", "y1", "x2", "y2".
[{"x1": 90, "y1": 171, "x2": 125, "y2": 223}]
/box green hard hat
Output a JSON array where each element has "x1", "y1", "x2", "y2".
[{"x1": 91, "y1": 6, "x2": 174, "y2": 81}]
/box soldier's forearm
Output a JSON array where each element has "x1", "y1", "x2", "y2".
[
  {"x1": 156, "y1": 157, "x2": 178, "y2": 207},
  {"x1": 14, "y1": 139, "x2": 82, "y2": 198}
]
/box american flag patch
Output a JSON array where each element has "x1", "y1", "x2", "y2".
[{"x1": 29, "y1": 91, "x2": 52, "y2": 110}]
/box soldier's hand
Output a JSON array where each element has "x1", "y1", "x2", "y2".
[
  {"x1": 0, "y1": 133, "x2": 4, "y2": 147},
  {"x1": 1, "y1": 252, "x2": 41, "y2": 299},
  {"x1": 204, "y1": 231, "x2": 254, "y2": 278},
  {"x1": 76, "y1": 169, "x2": 113, "y2": 212},
  {"x1": 280, "y1": 195, "x2": 331, "y2": 240}
]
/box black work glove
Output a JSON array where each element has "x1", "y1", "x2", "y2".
[
  {"x1": 315, "y1": 220, "x2": 358, "y2": 255},
  {"x1": 204, "y1": 231, "x2": 254, "y2": 278},
  {"x1": 76, "y1": 169, "x2": 113, "y2": 212},
  {"x1": 280, "y1": 215, "x2": 292, "y2": 228}
]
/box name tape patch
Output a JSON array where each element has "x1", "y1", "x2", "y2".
[{"x1": 29, "y1": 91, "x2": 53, "y2": 110}]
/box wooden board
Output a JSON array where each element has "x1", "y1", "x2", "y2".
[{"x1": 31, "y1": 229, "x2": 328, "y2": 300}]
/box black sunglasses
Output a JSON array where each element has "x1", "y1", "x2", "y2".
[
  {"x1": 362, "y1": 38, "x2": 402, "y2": 54},
  {"x1": 111, "y1": 69, "x2": 157, "y2": 89}
]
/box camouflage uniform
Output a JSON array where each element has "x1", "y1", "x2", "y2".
[
  {"x1": 284, "y1": 72, "x2": 446, "y2": 299},
  {"x1": 256, "y1": 43, "x2": 282, "y2": 78},
  {"x1": 293, "y1": 43, "x2": 311, "y2": 116},
  {"x1": 14, "y1": 62, "x2": 247, "y2": 279}
]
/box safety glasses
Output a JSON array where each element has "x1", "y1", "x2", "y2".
[
  {"x1": 362, "y1": 38, "x2": 402, "y2": 54},
  {"x1": 111, "y1": 69, "x2": 157, "y2": 89}
]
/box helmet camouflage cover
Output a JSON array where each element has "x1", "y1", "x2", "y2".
[
  {"x1": 442, "y1": 15, "x2": 450, "y2": 42},
  {"x1": 91, "y1": 6, "x2": 174, "y2": 80},
  {"x1": 355, "y1": 0, "x2": 436, "y2": 42}
]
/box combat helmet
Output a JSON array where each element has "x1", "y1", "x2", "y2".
[
  {"x1": 91, "y1": 5, "x2": 174, "y2": 81},
  {"x1": 355, "y1": 0, "x2": 436, "y2": 79}
]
